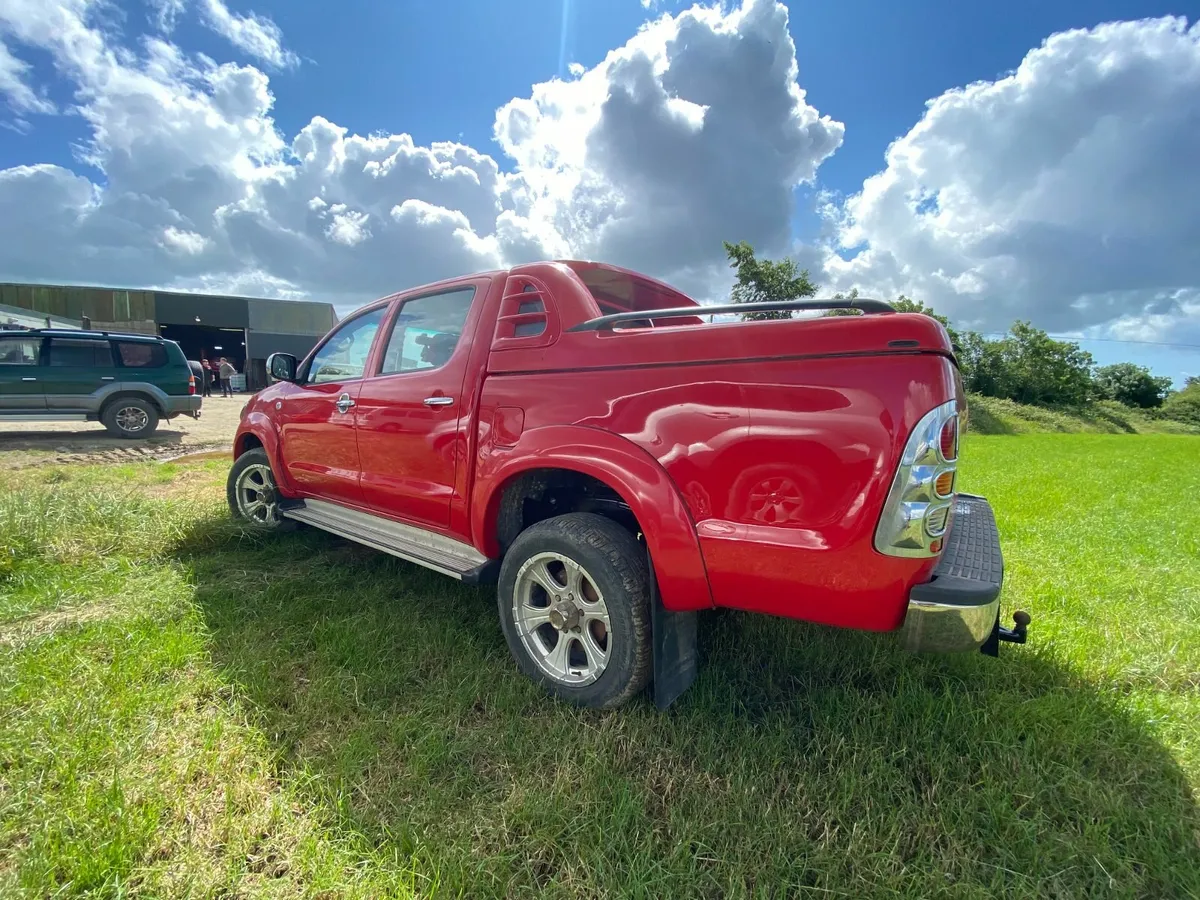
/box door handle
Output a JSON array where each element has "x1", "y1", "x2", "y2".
[
  {"x1": 335, "y1": 393, "x2": 356, "y2": 414},
  {"x1": 101, "y1": 376, "x2": 114, "y2": 381},
  {"x1": 423, "y1": 396, "x2": 453, "y2": 407},
  {"x1": 21, "y1": 376, "x2": 36, "y2": 382}
]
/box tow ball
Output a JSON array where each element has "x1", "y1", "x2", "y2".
[{"x1": 980, "y1": 609, "x2": 1031, "y2": 657}]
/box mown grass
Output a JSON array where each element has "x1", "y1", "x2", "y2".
[
  {"x1": 965, "y1": 394, "x2": 1200, "y2": 436},
  {"x1": 1, "y1": 440, "x2": 1198, "y2": 898}
]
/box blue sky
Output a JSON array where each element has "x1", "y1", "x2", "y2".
[{"x1": 1, "y1": 0, "x2": 1198, "y2": 382}]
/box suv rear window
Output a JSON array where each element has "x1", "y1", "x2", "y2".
[
  {"x1": 115, "y1": 341, "x2": 167, "y2": 368},
  {"x1": 50, "y1": 337, "x2": 113, "y2": 367}
]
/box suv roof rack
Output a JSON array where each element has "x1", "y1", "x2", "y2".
[
  {"x1": 567, "y1": 297, "x2": 894, "y2": 332},
  {"x1": 32, "y1": 328, "x2": 163, "y2": 341}
]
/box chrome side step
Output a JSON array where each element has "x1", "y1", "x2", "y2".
[{"x1": 280, "y1": 498, "x2": 497, "y2": 583}]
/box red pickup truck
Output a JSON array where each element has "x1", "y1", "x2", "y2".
[{"x1": 228, "y1": 261, "x2": 1028, "y2": 708}]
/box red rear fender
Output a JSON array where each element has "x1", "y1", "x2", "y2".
[{"x1": 472, "y1": 424, "x2": 714, "y2": 612}]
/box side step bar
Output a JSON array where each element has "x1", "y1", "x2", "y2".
[{"x1": 280, "y1": 498, "x2": 499, "y2": 583}]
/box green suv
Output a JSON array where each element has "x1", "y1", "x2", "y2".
[{"x1": 0, "y1": 329, "x2": 201, "y2": 438}]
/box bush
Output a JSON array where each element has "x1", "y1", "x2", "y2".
[{"x1": 1161, "y1": 381, "x2": 1200, "y2": 426}]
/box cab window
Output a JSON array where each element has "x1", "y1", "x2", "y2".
[
  {"x1": 306, "y1": 307, "x2": 386, "y2": 384},
  {"x1": 379, "y1": 288, "x2": 475, "y2": 375}
]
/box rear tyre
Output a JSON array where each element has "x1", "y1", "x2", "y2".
[
  {"x1": 101, "y1": 397, "x2": 159, "y2": 438},
  {"x1": 497, "y1": 513, "x2": 651, "y2": 708},
  {"x1": 227, "y1": 448, "x2": 296, "y2": 531}
]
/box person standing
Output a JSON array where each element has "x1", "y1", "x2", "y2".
[
  {"x1": 200, "y1": 357, "x2": 213, "y2": 397},
  {"x1": 219, "y1": 357, "x2": 237, "y2": 397}
]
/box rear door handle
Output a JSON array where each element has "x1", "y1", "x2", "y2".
[
  {"x1": 423, "y1": 396, "x2": 453, "y2": 407},
  {"x1": 21, "y1": 376, "x2": 36, "y2": 382},
  {"x1": 101, "y1": 376, "x2": 115, "y2": 381}
]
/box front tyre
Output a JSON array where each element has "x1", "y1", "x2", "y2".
[
  {"x1": 498, "y1": 513, "x2": 651, "y2": 709},
  {"x1": 226, "y1": 448, "x2": 296, "y2": 531}
]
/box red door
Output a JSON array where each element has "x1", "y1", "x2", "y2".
[
  {"x1": 276, "y1": 305, "x2": 389, "y2": 507},
  {"x1": 355, "y1": 284, "x2": 481, "y2": 528}
]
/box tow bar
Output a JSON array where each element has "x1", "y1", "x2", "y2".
[{"x1": 980, "y1": 609, "x2": 1031, "y2": 657}]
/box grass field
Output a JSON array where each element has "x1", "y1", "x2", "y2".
[{"x1": 1, "y1": 436, "x2": 1198, "y2": 898}]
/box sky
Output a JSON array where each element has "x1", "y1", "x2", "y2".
[{"x1": 0, "y1": 0, "x2": 1198, "y2": 384}]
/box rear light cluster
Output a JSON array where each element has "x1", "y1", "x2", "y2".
[
  {"x1": 188, "y1": 375, "x2": 196, "y2": 395},
  {"x1": 874, "y1": 400, "x2": 959, "y2": 558}
]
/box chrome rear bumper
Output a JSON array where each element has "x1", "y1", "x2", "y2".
[{"x1": 900, "y1": 494, "x2": 1006, "y2": 654}]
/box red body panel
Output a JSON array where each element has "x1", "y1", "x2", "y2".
[{"x1": 233, "y1": 261, "x2": 959, "y2": 632}]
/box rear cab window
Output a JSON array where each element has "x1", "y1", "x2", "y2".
[{"x1": 563, "y1": 262, "x2": 705, "y2": 328}]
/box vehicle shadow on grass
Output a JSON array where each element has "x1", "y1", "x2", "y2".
[{"x1": 173, "y1": 517, "x2": 1200, "y2": 898}]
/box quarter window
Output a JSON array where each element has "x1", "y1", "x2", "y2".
[
  {"x1": 306, "y1": 307, "x2": 387, "y2": 384},
  {"x1": 0, "y1": 337, "x2": 40, "y2": 366},
  {"x1": 115, "y1": 342, "x2": 167, "y2": 368},
  {"x1": 380, "y1": 288, "x2": 475, "y2": 375}
]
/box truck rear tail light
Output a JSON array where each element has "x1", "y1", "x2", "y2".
[
  {"x1": 935, "y1": 470, "x2": 955, "y2": 497},
  {"x1": 188, "y1": 375, "x2": 196, "y2": 395},
  {"x1": 874, "y1": 400, "x2": 958, "y2": 558},
  {"x1": 925, "y1": 506, "x2": 950, "y2": 536},
  {"x1": 940, "y1": 416, "x2": 958, "y2": 461}
]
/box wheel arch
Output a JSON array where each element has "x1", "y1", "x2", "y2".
[
  {"x1": 473, "y1": 425, "x2": 713, "y2": 612},
  {"x1": 232, "y1": 413, "x2": 295, "y2": 496},
  {"x1": 99, "y1": 389, "x2": 164, "y2": 418}
]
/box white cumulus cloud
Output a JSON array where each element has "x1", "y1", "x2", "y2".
[
  {"x1": 819, "y1": 16, "x2": 1200, "y2": 344},
  {"x1": 1, "y1": 0, "x2": 1196, "y2": 354},
  {"x1": 0, "y1": 0, "x2": 839, "y2": 310},
  {"x1": 0, "y1": 36, "x2": 54, "y2": 115},
  {"x1": 198, "y1": 0, "x2": 298, "y2": 69}
]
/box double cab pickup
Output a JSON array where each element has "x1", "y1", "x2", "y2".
[{"x1": 229, "y1": 261, "x2": 1027, "y2": 708}]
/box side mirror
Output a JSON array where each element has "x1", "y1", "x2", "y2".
[{"x1": 267, "y1": 352, "x2": 298, "y2": 383}]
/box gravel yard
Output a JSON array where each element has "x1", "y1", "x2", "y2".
[{"x1": 0, "y1": 394, "x2": 243, "y2": 468}]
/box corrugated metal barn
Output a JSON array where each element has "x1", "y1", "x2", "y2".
[{"x1": 0, "y1": 283, "x2": 338, "y2": 391}]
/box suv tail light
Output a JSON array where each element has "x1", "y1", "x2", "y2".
[
  {"x1": 188, "y1": 374, "x2": 196, "y2": 395},
  {"x1": 874, "y1": 400, "x2": 959, "y2": 558}
]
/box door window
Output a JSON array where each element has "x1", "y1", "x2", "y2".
[
  {"x1": 0, "y1": 337, "x2": 41, "y2": 366},
  {"x1": 380, "y1": 288, "x2": 475, "y2": 375},
  {"x1": 49, "y1": 338, "x2": 113, "y2": 367},
  {"x1": 305, "y1": 307, "x2": 387, "y2": 384}
]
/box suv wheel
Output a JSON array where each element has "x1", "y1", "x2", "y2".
[
  {"x1": 102, "y1": 397, "x2": 159, "y2": 438},
  {"x1": 227, "y1": 448, "x2": 296, "y2": 531},
  {"x1": 497, "y1": 513, "x2": 651, "y2": 708}
]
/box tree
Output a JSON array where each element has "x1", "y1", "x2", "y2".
[
  {"x1": 958, "y1": 322, "x2": 1094, "y2": 406},
  {"x1": 1093, "y1": 362, "x2": 1174, "y2": 408},
  {"x1": 723, "y1": 241, "x2": 817, "y2": 321},
  {"x1": 1162, "y1": 379, "x2": 1200, "y2": 425}
]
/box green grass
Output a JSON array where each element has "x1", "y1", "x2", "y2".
[
  {"x1": 1, "y1": 439, "x2": 1198, "y2": 898},
  {"x1": 965, "y1": 394, "x2": 1200, "y2": 435}
]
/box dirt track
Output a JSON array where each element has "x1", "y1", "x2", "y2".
[{"x1": 0, "y1": 394, "x2": 244, "y2": 468}]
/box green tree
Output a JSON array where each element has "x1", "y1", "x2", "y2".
[
  {"x1": 723, "y1": 241, "x2": 817, "y2": 321},
  {"x1": 1093, "y1": 362, "x2": 1174, "y2": 408},
  {"x1": 961, "y1": 322, "x2": 1095, "y2": 406},
  {"x1": 1162, "y1": 379, "x2": 1200, "y2": 425}
]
